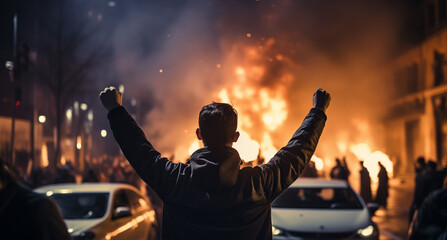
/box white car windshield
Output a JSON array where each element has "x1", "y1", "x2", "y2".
[
  {"x1": 272, "y1": 187, "x2": 363, "y2": 209},
  {"x1": 49, "y1": 193, "x2": 109, "y2": 219}
]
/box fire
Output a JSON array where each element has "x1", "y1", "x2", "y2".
[
  {"x1": 202, "y1": 40, "x2": 290, "y2": 163},
  {"x1": 260, "y1": 133, "x2": 277, "y2": 162},
  {"x1": 215, "y1": 64, "x2": 288, "y2": 162},
  {"x1": 188, "y1": 63, "x2": 288, "y2": 162},
  {"x1": 259, "y1": 89, "x2": 287, "y2": 131},
  {"x1": 350, "y1": 143, "x2": 393, "y2": 182},
  {"x1": 232, "y1": 130, "x2": 260, "y2": 162},
  {"x1": 311, "y1": 155, "x2": 324, "y2": 171},
  {"x1": 188, "y1": 140, "x2": 201, "y2": 156}
]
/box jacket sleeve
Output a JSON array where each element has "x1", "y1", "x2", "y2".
[
  {"x1": 107, "y1": 106, "x2": 185, "y2": 200},
  {"x1": 260, "y1": 108, "x2": 327, "y2": 202}
]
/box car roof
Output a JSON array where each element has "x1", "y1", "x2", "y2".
[
  {"x1": 34, "y1": 183, "x2": 138, "y2": 194},
  {"x1": 290, "y1": 177, "x2": 349, "y2": 188}
]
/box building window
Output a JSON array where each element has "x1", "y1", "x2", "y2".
[
  {"x1": 394, "y1": 63, "x2": 419, "y2": 97},
  {"x1": 428, "y1": 3, "x2": 436, "y2": 28},
  {"x1": 439, "y1": 0, "x2": 447, "y2": 21},
  {"x1": 433, "y1": 50, "x2": 446, "y2": 86}
]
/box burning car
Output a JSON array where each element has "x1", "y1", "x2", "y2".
[{"x1": 271, "y1": 178, "x2": 379, "y2": 240}]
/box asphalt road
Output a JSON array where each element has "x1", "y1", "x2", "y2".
[{"x1": 372, "y1": 177, "x2": 414, "y2": 240}]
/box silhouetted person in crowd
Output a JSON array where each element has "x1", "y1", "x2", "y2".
[
  {"x1": 29, "y1": 167, "x2": 53, "y2": 188},
  {"x1": 415, "y1": 156, "x2": 427, "y2": 178},
  {"x1": 54, "y1": 165, "x2": 76, "y2": 184},
  {"x1": 409, "y1": 160, "x2": 443, "y2": 222},
  {"x1": 375, "y1": 162, "x2": 389, "y2": 208},
  {"x1": 100, "y1": 86, "x2": 330, "y2": 239},
  {"x1": 82, "y1": 167, "x2": 100, "y2": 182},
  {"x1": 359, "y1": 161, "x2": 372, "y2": 204},
  {"x1": 0, "y1": 158, "x2": 72, "y2": 240},
  {"x1": 408, "y1": 179, "x2": 447, "y2": 240},
  {"x1": 330, "y1": 158, "x2": 349, "y2": 181},
  {"x1": 301, "y1": 161, "x2": 318, "y2": 178}
]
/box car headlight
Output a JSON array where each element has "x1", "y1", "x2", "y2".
[
  {"x1": 357, "y1": 224, "x2": 375, "y2": 238},
  {"x1": 272, "y1": 225, "x2": 284, "y2": 236}
]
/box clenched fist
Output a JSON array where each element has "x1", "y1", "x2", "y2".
[
  {"x1": 312, "y1": 88, "x2": 331, "y2": 112},
  {"x1": 99, "y1": 86, "x2": 123, "y2": 112}
]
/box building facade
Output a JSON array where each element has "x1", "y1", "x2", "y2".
[{"x1": 386, "y1": 0, "x2": 447, "y2": 175}]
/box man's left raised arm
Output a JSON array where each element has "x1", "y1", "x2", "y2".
[{"x1": 100, "y1": 86, "x2": 182, "y2": 200}]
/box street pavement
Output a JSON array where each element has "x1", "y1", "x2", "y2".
[{"x1": 372, "y1": 176, "x2": 415, "y2": 240}]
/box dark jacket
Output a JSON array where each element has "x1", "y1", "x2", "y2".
[
  {"x1": 0, "y1": 183, "x2": 72, "y2": 240},
  {"x1": 408, "y1": 188, "x2": 447, "y2": 240},
  {"x1": 108, "y1": 107, "x2": 327, "y2": 240}
]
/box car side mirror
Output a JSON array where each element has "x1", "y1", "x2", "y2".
[
  {"x1": 367, "y1": 203, "x2": 379, "y2": 216},
  {"x1": 114, "y1": 206, "x2": 131, "y2": 219}
]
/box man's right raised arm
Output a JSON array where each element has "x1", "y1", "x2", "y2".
[
  {"x1": 100, "y1": 86, "x2": 181, "y2": 200},
  {"x1": 260, "y1": 88, "x2": 330, "y2": 202}
]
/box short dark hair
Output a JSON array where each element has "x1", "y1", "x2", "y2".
[{"x1": 199, "y1": 102, "x2": 237, "y2": 146}]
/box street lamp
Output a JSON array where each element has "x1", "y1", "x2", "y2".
[
  {"x1": 38, "y1": 115, "x2": 46, "y2": 123},
  {"x1": 76, "y1": 136, "x2": 82, "y2": 150},
  {"x1": 100, "y1": 129, "x2": 107, "y2": 138},
  {"x1": 80, "y1": 103, "x2": 88, "y2": 111}
]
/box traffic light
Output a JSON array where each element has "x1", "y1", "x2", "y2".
[{"x1": 15, "y1": 86, "x2": 21, "y2": 107}]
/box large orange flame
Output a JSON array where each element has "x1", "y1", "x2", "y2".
[{"x1": 350, "y1": 143, "x2": 393, "y2": 182}]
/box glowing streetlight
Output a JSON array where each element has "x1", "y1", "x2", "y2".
[
  {"x1": 88, "y1": 110, "x2": 93, "y2": 121},
  {"x1": 76, "y1": 136, "x2": 82, "y2": 149},
  {"x1": 66, "y1": 108, "x2": 73, "y2": 121},
  {"x1": 38, "y1": 115, "x2": 46, "y2": 123},
  {"x1": 101, "y1": 129, "x2": 107, "y2": 138},
  {"x1": 80, "y1": 103, "x2": 88, "y2": 111}
]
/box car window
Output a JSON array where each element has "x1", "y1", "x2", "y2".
[
  {"x1": 113, "y1": 190, "x2": 131, "y2": 210},
  {"x1": 50, "y1": 193, "x2": 109, "y2": 219},
  {"x1": 125, "y1": 190, "x2": 148, "y2": 213},
  {"x1": 272, "y1": 187, "x2": 363, "y2": 209}
]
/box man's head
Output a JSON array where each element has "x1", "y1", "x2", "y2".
[
  {"x1": 417, "y1": 156, "x2": 426, "y2": 166},
  {"x1": 196, "y1": 102, "x2": 239, "y2": 147}
]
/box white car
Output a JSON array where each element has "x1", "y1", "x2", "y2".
[
  {"x1": 272, "y1": 178, "x2": 379, "y2": 240},
  {"x1": 35, "y1": 183, "x2": 158, "y2": 240}
]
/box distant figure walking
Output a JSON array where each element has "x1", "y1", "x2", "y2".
[
  {"x1": 375, "y1": 162, "x2": 389, "y2": 208},
  {"x1": 359, "y1": 161, "x2": 372, "y2": 204},
  {"x1": 330, "y1": 158, "x2": 349, "y2": 181}
]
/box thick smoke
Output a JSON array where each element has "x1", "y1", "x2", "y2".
[{"x1": 110, "y1": 0, "x2": 403, "y2": 162}]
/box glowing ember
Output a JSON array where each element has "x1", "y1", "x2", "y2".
[{"x1": 350, "y1": 143, "x2": 393, "y2": 182}]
